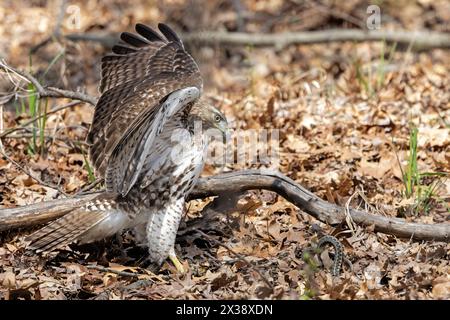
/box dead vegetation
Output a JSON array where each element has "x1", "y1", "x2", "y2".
[{"x1": 0, "y1": 0, "x2": 449, "y2": 300}]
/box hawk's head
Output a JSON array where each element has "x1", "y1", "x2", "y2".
[{"x1": 191, "y1": 101, "x2": 228, "y2": 141}]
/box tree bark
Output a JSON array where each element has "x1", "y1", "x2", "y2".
[
  {"x1": 0, "y1": 194, "x2": 97, "y2": 230},
  {"x1": 1, "y1": 170, "x2": 448, "y2": 242}
]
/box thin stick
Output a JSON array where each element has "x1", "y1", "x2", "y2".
[
  {"x1": 0, "y1": 148, "x2": 68, "y2": 197},
  {"x1": 87, "y1": 265, "x2": 143, "y2": 279},
  {"x1": 0, "y1": 101, "x2": 82, "y2": 138},
  {"x1": 2, "y1": 133, "x2": 88, "y2": 148},
  {"x1": 0, "y1": 61, "x2": 97, "y2": 106},
  {"x1": 77, "y1": 178, "x2": 104, "y2": 195},
  {"x1": 86, "y1": 265, "x2": 166, "y2": 284},
  {"x1": 45, "y1": 87, "x2": 97, "y2": 106}
]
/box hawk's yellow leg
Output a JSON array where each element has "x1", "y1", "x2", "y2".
[{"x1": 168, "y1": 248, "x2": 185, "y2": 274}]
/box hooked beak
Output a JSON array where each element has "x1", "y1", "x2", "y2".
[{"x1": 219, "y1": 123, "x2": 229, "y2": 144}]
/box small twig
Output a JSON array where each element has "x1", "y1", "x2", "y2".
[
  {"x1": 195, "y1": 229, "x2": 273, "y2": 289},
  {"x1": 0, "y1": 61, "x2": 97, "y2": 106},
  {"x1": 45, "y1": 87, "x2": 97, "y2": 106},
  {"x1": 344, "y1": 191, "x2": 358, "y2": 235},
  {"x1": 86, "y1": 265, "x2": 140, "y2": 278},
  {"x1": 2, "y1": 133, "x2": 87, "y2": 148},
  {"x1": 77, "y1": 178, "x2": 105, "y2": 195},
  {"x1": 0, "y1": 148, "x2": 68, "y2": 197},
  {"x1": 86, "y1": 265, "x2": 163, "y2": 283},
  {"x1": 0, "y1": 101, "x2": 82, "y2": 138}
]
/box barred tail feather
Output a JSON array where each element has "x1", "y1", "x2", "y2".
[{"x1": 26, "y1": 209, "x2": 109, "y2": 253}]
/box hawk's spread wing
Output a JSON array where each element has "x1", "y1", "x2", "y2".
[
  {"x1": 99, "y1": 23, "x2": 191, "y2": 94},
  {"x1": 105, "y1": 86, "x2": 200, "y2": 196},
  {"x1": 87, "y1": 23, "x2": 203, "y2": 178}
]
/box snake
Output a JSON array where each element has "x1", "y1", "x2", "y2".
[
  {"x1": 302, "y1": 235, "x2": 345, "y2": 277},
  {"x1": 316, "y1": 235, "x2": 344, "y2": 277}
]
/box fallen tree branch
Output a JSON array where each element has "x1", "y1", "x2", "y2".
[
  {"x1": 191, "y1": 170, "x2": 450, "y2": 241},
  {"x1": 0, "y1": 170, "x2": 448, "y2": 242},
  {"x1": 65, "y1": 29, "x2": 450, "y2": 50},
  {"x1": 0, "y1": 194, "x2": 97, "y2": 230}
]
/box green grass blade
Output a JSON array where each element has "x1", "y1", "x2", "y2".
[
  {"x1": 80, "y1": 146, "x2": 96, "y2": 183},
  {"x1": 42, "y1": 49, "x2": 65, "y2": 80},
  {"x1": 39, "y1": 98, "x2": 48, "y2": 155},
  {"x1": 404, "y1": 126, "x2": 418, "y2": 198},
  {"x1": 27, "y1": 82, "x2": 38, "y2": 154},
  {"x1": 376, "y1": 40, "x2": 385, "y2": 90}
]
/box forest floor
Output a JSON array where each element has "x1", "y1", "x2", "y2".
[{"x1": 0, "y1": 0, "x2": 449, "y2": 299}]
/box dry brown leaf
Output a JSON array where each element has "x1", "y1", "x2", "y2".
[
  {"x1": 432, "y1": 278, "x2": 450, "y2": 299},
  {"x1": 1, "y1": 271, "x2": 16, "y2": 289}
]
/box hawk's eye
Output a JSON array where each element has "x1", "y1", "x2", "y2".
[{"x1": 214, "y1": 114, "x2": 221, "y2": 123}]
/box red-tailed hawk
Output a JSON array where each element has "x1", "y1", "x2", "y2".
[{"x1": 27, "y1": 23, "x2": 228, "y2": 272}]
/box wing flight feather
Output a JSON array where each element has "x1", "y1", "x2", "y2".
[
  {"x1": 87, "y1": 23, "x2": 203, "y2": 180},
  {"x1": 105, "y1": 86, "x2": 200, "y2": 196}
]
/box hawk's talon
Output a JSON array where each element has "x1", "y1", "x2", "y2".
[{"x1": 169, "y1": 253, "x2": 186, "y2": 274}]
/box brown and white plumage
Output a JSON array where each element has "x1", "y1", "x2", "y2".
[
  {"x1": 105, "y1": 86, "x2": 201, "y2": 196},
  {"x1": 27, "y1": 23, "x2": 228, "y2": 269},
  {"x1": 26, "y1": 193, "x2": 126, "y2": 252},
  {"x1": 88, "y1": 23, "x2": 203, "y2": 178}
]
